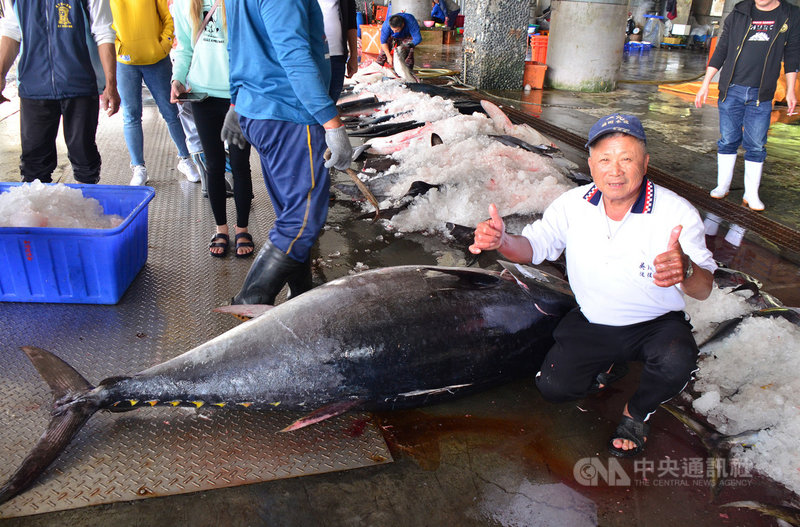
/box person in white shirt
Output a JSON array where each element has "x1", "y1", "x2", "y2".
[
  {"x1": 470, "y1": 113, "x2": 716, "y2": 457},
  {"x1": 316, "y1": 0, "x2": 357, "y2": 103}
]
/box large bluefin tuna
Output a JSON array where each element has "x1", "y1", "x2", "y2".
[{"x1": 0, "y1": 263, "x2": 576, "y2": 506}]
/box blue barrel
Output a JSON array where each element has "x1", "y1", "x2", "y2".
[{"x1": 356, "y1": 12, "x2": 365, "y2": 37}]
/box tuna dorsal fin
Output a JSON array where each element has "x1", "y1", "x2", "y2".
[
  {"x1": 430, "y1": 133, "x2": 443, "y2": 146},
  {"x1": 213, "y1": 304, "x2": 275, "y2": 320},
  {"x1": 280, "y1": 400, "x2": 363, "y2": 432},
  {"x1": 0, "y1": 348, "x2": 99, "y2": 506}
]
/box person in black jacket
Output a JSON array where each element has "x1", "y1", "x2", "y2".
[{"x1": 695, "y1": 0, "x2": 800, "y2": 211}]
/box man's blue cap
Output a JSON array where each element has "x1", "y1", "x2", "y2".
[{"x1": 585, "y1": 113, "x2": 647, "y2": 149}]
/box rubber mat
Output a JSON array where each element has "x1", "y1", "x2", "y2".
[{"x1": 0, "y1": 102, "x2": 392, "y2": 518}]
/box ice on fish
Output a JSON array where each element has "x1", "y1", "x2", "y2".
[
  {"x1": 0, "y1": 181, "x2": 124, "y2": 229},
  {"x1": 685, "y1": 287, "x2": 800, "y2": 495}
]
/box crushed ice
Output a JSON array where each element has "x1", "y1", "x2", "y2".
[{"x1": 0, "y1": 181, "x2": 124, "y2": 229}]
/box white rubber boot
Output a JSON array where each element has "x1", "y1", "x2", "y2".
[
  {"x1": 724, "y1": 223, "x2": 746, "y2": 246},
  {"x1": 742, "y1": 160, "x2": 765, "y2": 211},
  {"x1": 710, "y1": 153, "x2": 737, "y2": 198},
  {"x1": 703, "y1": 212, "x2": 722, "y2": 237}
]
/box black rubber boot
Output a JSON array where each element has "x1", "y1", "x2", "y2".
[
  {"x1": 286, "y1": 258, "x2": 313, "y2": 300},
  {"x1": 232, "y1": 241, "x2": 304, "y2": 305}
]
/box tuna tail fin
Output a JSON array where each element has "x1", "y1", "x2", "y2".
[{"x1": 0, "y1": 347, "x2": 98, "y2": 506}]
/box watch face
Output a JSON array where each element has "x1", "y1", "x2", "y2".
[{"x1": 684, "y1": 260, "x2": 694, "y2": 279}]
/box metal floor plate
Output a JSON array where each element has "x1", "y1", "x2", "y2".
[{"x1": 0, "y1": 104, "x2": 392, "y2": 518}]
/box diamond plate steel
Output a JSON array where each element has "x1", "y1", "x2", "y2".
[{"x1": 0, "y1": 103, "x2": 391, "y2": 519}]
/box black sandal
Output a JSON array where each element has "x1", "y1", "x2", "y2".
[
  {"x1": 608, "y1": 416, "x2": 649, "y2": 458},
  {"x1": 209, "y1": 233, "x2": 229, "y2": 258},
  {"x1": 234, "y1": 232, "x2": 254, "y2": 258},
  {"x1": 588, "y1": 362, "x2": 629, "y2": 394}
]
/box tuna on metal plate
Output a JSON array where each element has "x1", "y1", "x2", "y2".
[{"x1": 0, "y1": 263, "x2": 576, "y2": 506}]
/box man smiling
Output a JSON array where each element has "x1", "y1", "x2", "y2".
[{"x1": 470, "y1": 113, "x2": 717, "y2": 457}]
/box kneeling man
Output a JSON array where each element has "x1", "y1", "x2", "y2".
[{"x1": 470, "y1": 114, "x2": 716, "y2": 457}]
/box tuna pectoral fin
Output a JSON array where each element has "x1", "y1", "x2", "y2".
[
  {"x1": 280, "y1": 400, "x2": 363, "y2": 432},
  {"x1": 214, "y1": 304, "x2": 275, "y2": 320},
  {"x1": 0, "y1": 347, "x2": 98, "y2": 506}
]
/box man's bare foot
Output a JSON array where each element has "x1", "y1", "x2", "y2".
[{"x1": 609, "y1": 404, "x2": 648, "y2": 457}]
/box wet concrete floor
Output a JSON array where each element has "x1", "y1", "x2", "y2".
[{"x1": 2, "y1": 41, "x2": 800, "y2": 526}]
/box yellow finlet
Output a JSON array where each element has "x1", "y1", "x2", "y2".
[
  {"x1": 128, "y1": 399, "x2": 139, "y2": 406},
  {"x1": 146, "y1": 400, "x2": 158, "y2": 406},
  {"x1": 192, "y1": 401, "x2": 205, "y2": 408}
]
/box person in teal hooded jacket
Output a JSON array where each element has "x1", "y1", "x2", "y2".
[{"x1": 170, "y1": 0, "x2": 254, "y2": 258}]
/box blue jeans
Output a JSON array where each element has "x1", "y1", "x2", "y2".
[
  {"x1": 717, "y1": 84, "x2": 772, "y2": 163},
  {"x1": 117, "y1": 56, "x2": 189, "y2": 166}
]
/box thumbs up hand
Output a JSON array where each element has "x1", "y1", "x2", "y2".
[
  {"x1": 653, "y1": 225, "x2": 690, "y2": 287},
  {"x1": 469, "y1": 203, "x2": 506, "y2": 254}
]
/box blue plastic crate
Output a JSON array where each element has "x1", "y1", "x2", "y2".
[{"x1": 0, "y1": 183, "x2": 155, "y2": 304}]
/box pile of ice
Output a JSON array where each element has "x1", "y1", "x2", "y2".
[
  {"x1": 0, "y1": 181, "x2": 124, "y2": 229},
  {"x1": 387, "y1": 135, "x2": 572, "y2": 232},
  {"x1": 351, "y1": 81, "x2": 575, "y2": 235},
  {"x1": 684, "y1": 285, "x2": 800, "y2": 495}
]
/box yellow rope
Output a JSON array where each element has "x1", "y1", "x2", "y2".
[{"x1": 413, "y1": 68, "x2": 462, "y2": 78}]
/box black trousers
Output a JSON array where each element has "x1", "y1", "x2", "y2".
[
  {"x1": 535, "y1": 308, "x2": 699, "y2": 422},
  {"x1": 20, "y1": 96, "x2": 101, "y2": 184},
  {"x1": 190, "y1": 96, "x2": 252, "y2": 228}
]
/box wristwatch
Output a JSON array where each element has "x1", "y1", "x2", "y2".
[{"x1": 683, "y1": 258, "x2": 694, "y2": 280}]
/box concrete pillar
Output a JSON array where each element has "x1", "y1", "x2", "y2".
[
  {"x1": 546, "y1": 0, "x2": 628, "y2": 92},
  {"x1": 722, "y1": 0, "x2": 738, "y2": 19},
  {"x1": 673, "y1": 0, "x2": 692, "y2": 25},
  {"x1": 391, "y1": 0, "x2": 431, "y2": 23},
  {"x1": 462, "y1": 0, "x2": 529, "y2": 90}
]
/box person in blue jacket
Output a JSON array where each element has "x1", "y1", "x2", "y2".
[
  {"x1": 224, "y1": 0, "x2": 352, "y2": 306},
  {"x1": 377, "y1": 13, "x2": 422, "y2": 69},
  {"x1": 0, "y1": 0, "x2": 120, "y2": 184},
  {"x1": 432, "y1": 0, "x2": 459, "y2": 29}
]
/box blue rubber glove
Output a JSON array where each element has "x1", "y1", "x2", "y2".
[
  {"x1": 221, "y1": 106, "x2": 247, "y2": 149},
  {"x1": 324, "y1": 126, "x2": 353, "y2": 171}
]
